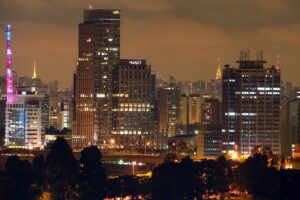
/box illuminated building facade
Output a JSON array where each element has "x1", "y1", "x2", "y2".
[
  {"x1": 222, "y1": 53, "x2": 281, "y2": 155},
  {"x1": 5, "y1": 93, "x2": 44, "y2": 148},
  {"x1": 112, "y1": 59, "x2": 155, "y2": 149},
  {"x1": 73, "y1": 9, "x2": 120, "y2": 147}
]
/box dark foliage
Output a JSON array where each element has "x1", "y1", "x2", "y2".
[
  {"x1": 46, "y1": 126, "x2": 70, "y2": 135},
  {"x1": 152, "y1": 156, "x2": 204, "y2": 199},
  {"x1": 2, "y1": 141, "x2": 300, "y2": 200},
  {"x1": 78, "y1": 145, "x2": 106, "y2": 200},
  {"x1": 0, "y1": 156, "x2": 40, "y2": 200},
  {"x1": 45, "y1": 137, "x2": 79, "y2": 199}
]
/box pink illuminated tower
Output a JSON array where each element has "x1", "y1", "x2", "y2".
[{"x1": 5, "y1": 25, "x2": 14, "y2": 102}]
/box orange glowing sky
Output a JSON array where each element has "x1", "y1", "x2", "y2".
[{"x1": 1, "y1": 0, "x2": 300, "y2": 89}]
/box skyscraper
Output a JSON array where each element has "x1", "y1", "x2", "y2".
[
  {"x1": 112, "y1": 59, "x2": 155, "y2": 149},
  {"x1": 222, "y1": 51, "x2": 281, "y2": 155},
  {"x1": 73, "y1": 8, "x2": 120, "y2": 147}
]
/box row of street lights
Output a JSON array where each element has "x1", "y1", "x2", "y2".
[{"x1": 109, "y1": 138, "x2": 151, "y2": 155}]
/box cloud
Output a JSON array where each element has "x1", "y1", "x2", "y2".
[{"x1": 0, "y1": 0, "x2": 300, "y2": 88}]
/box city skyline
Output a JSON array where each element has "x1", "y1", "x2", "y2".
[{"x1": 1, "y1": 0, "x2": 300, "y2": 89}]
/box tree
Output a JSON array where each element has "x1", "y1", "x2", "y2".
[
  {"x1": 237, "y1": 153, "x2": 281, "y2": 199},
  {"x1": 32, "y1": 155, "x2": 47, "y2": 198},
  {"x1": 46, "y1": 137, "x2": 79, "y2": 200},
  {"x1": 78, "y1": 145, "x2": 106, "y2": 200},
  {"x1": 152, "y1": 155, "x2": 203, "y2": 199},
  {"x1": 0, "y1": 156, "x2": 37, "y2": 200},
  {"x1": 152, "y1": 160, "x2": 179, "y2": 200},
  {"x1": 177, "y1": 156, "x2": 203, "y2": 199}
]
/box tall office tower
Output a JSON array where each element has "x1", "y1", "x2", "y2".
[
  {"x1": 73, "y1": 8, "x2": 120, "y2": 147},
  {"x1": 158, "y1": 86, "x2": 180, "y2": 137},
  {"x1": 112, "y1": 59, "x2": 155, "y2": 149},
  {"x1": 222, "y1": 51, "x2": 281, "y2": 155},
  {"x1": 202, "y1": 97, "x2": 222, "y2": 156}
]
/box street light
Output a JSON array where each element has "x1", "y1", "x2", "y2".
[
  {"x1": 132, "y1": 161, "x2": 136, "y2": 176},
  {"x1": 110, "y1": 138, "x2": 115, "y2": 149},
  {"x1": 144, "y1": 141, "x2": 150, "y2": 155},
  {"x1": 28, "y1": 144, "x2": 33, "y2": 155}
]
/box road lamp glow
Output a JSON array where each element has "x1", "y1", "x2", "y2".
[{"x1": 132, "y1": 161, "x2": 137, "y2": 176}]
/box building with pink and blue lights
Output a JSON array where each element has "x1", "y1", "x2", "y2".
[{"x1": 4, "y1": 25, "x2": 44, "y2": 149}]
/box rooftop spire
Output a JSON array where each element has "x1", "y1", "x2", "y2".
[
  {"x1": 216, "y1": 57, "x2": 222, "y2": 80},
  {"x1": 32, "y1": 61, "x2": 37, "y2": 79}
]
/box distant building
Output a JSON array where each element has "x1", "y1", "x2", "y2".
[
  {"x1": 179, "y1": 94, "x2": 202, "y2": 133},
  {"x1": 205, "y1": 79, "x2": 221, "y2": 101},
  {"x1": 222, "y1": 51, "x2": 281, "y2": 155},
  {"x1": 192, "y1": 80, "x2": 206, "y2": 95},
  {"x1": 5, "y1": 93, "x2": 44, "y2": 149},
  {"x1": 178, "y1": 81, "x2": 193, "y2": 95},
  {"x1": 158, "y1": 86, "x2": 180, "y2": 137}
]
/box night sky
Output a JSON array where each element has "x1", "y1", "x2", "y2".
[{"x1": 0, "y1": 0, "x2": 300, "y2": 89}]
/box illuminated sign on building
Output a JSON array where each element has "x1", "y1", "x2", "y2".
[{"x1": 129, "y1": 60, "x2": 142, "y2": 65}]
